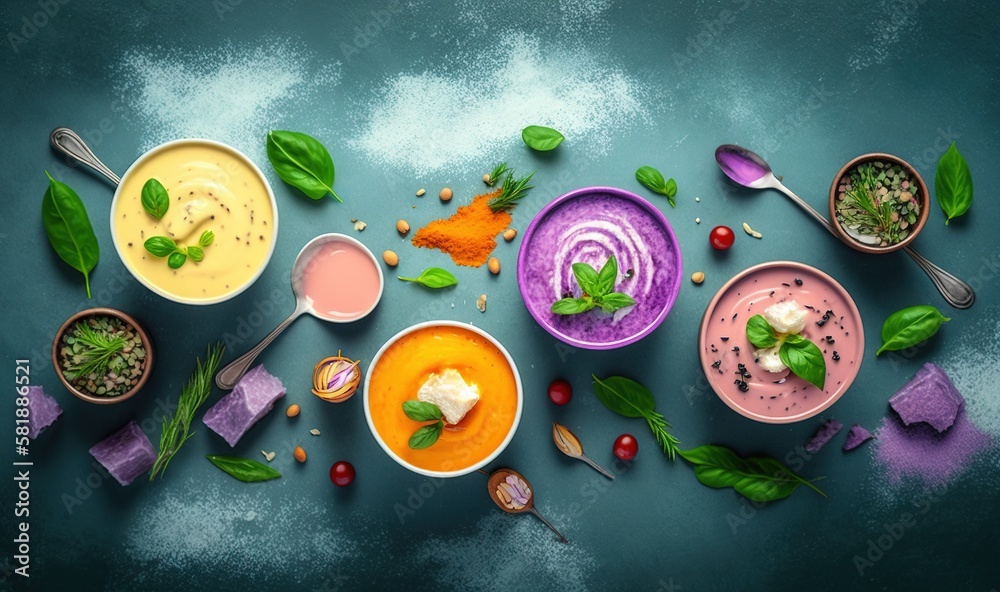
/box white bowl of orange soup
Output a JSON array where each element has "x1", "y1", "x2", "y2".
[
  {"x1": 111, "y1": 139, "x2": 278, "y2": 304},
  {"x1": 364, "y1": 321, "x2": 523, "y2": 478}
]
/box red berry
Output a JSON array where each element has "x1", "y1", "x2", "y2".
[
  {"x1": 547, "y1": 379, "x2": 573, "y2": 406},
  {"x1": 613, "y1": 434, "x2": 638, "y2": 461},
  {"x1": 709, "y1": 225, "x2": 735, "y2": 250},
  {"x1": 330, "y1": 461, "x2": 355, "y2": 487}
]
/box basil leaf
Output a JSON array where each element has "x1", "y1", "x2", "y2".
[
  {"x1": 934, "y1": 142, "x2": 973, "y2": 225},
  {"x1": 595, "y1": 255, "x2": 618, "y2": 297},
  {"x1": 408, "y1": 421, "x2": 443, "y2": 449},
  {"x1": 206, "y1": 455, "x2": 281, "y2": 482},
  {"x1": 550, "y1": 297, "x2": 595, "y2": 315},
  {"x1": 635, "y1": 166, "x2": 677, "y2": 207},
  {"x1": 186, "y1": 246, "x2": 204, "y2": 262},
  {"x1": 141, "y1": 177, "x2": 170, "y2": 219},
  {"x1": 402, "y1": 400, "x2": 443, "y2": 422},
  {"x1": 597, "y1": 292, "x2": 635, "y2": 313},
  {"x1": 144, "y1": 236, "x2": 177, "y2": 257},
  {"x1": 779, "y1": 334, "x2": 826, "y2": 390},
  {"x1": 266, "y1": 130, "x2": 342, "y2": 202},
  {"x1": 591, "y1": 374, "x2": 655, "y2": 418},
  {"x1": 678, "y1": 445, "x2": 825, "y2": 502},
  {"x1": 41, "y1": 172, "x2": 100, "y2": 298},
  {"x1": 398, "y1": 267, "x2": 458, "y2": 289},
  {"x1": 521, "y1": 125, "x2": 564, "y2": 151},
  {"x1": 746, "y1": 314, "x2": 778, "y2": 349},
  {"x1": 199, "y1": 230, "x2": 214, "y2": 247},
  {"x1": 876, "y1": 305, "x2": 950, "y2": 355},
  {"x1": 571, "y1": 262, "x2": 600, "y2": 296},
  {"x1": 168, "y1": 251, "x2": 187, "y2": 269}
]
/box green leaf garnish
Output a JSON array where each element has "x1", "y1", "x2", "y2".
[
  {"x1": 206, "y1": 455, "x2": 281, "y2": 482},
  {"x1": 746, "y1": 314, "x2": 779, "y2": 349},
  {"x1": 403, "y1": 400, "x2": 445, "y2": 449},
  {"x1": 486, "y1": 162, "x2": 509, "y2": 187},
  {"x1": 199, "y1": 230, "x2": 215, "y2": 247},
  {"x1": 266, "y1": 130, "x2": 342, "y2": 202},
  {"x1": 167, "y1": 251, "x2": 187, "y2": 269},
  {"x1": 678, "y1": 445, "x2": 825, "y2": 502},
  {"x1": 592, "y1": 375, "x2": 680, "y2": 460},
  {"x1": 144, "y1": 236, "x2": 177, "y2": 257},
  {"x1": 402, "y1": 400, "x2": 443, "y2": 422},
  {"x1": 635, "y1": 165, "x2": 678, "y2": 207},
  {"x1": 779, "y1": 334, "x2": 826, "y2": 390},
  {"x1": 398, "y1": 267, "x2": 458, "y2": 289},
  {"x1": 141, "y1": 178, "x2": 170, "y2": 219},
  {"x1": 934, "y1": 142, "x2": 973, "y2": 225},
  {"x1": 186, "y1": 246, "x2": 204, "y2": 262},
  {"x1": 876, "y1": 305, "x2": 950, "y2": 355},
  {"x1": 41, "y1": 172, "x2": 99, "y2": 298},
  {"x1": 521, "y1": 125, "x2": 564, "y2": 151},
  {"x1": 551, "y1": 255, "x2": 634, "y2": 315},
  {"x1": 408, "y1": 422, "x2": 444, "y2": 449}
]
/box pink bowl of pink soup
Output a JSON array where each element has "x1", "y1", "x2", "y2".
[
  {"x1": 698, "y1": 261, "x2": 865, "y2": 423},
  {"x1": 293, "y1": 233, "x2": 383, "y2": 322}
]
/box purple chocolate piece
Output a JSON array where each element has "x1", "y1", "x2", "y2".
[
  {"x1": 805, "y1": 418, "x2": 843, "y2": 453},
  {"x1": 203, "y1": 365, "x2": 286, "y2": 447},
  {"x1": 89, "y1": 420, "x2": 156, "y2": 486},
  {"x1": 889, "y1": 363, "x2": 963, "y2": 433},
  {"x1": 26, "y1": 385, "x2": 62, "y2": 439},
  {"x1": 842, "y1": 424, "x2": 874, "y2": 451}
]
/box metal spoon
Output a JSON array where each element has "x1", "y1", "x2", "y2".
[
  {"x1": 487, "y1": 468, "x2": 568, "y2": 543},
  {"x1": 214, "y1": 233, "x2": 383, "y2": 389},
  {"x1": 715, "y1": 145, "x2": 975, "y2": 310},
  {"x1": 50, "y1": 127, "x2": 121, "y2": 184},
  {"x1": 551, "y1": 422, "x2": 615, "y2": 480}
]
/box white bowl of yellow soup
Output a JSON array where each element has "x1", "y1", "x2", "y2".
[
  {"x1": 364, "y1": 321, "x2": 523, "y2": 478},
  {"x1": 111, "y1": 139, "x2": 278, "y2": 304}
]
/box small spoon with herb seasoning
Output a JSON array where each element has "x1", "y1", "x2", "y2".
[
  {"x1": 715, "y1": 145, "x2": 975, "y2": 309},
  {"x1": 487, "y1": 468, "x2": 567, "y2": 543}
]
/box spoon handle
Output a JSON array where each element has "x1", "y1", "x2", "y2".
[
  {"x1": 528, "y1": 507, "x2": 568, "y2": 544},
  {"x1": 215, "y1": 301, "x2": 308, "y2": 390},
  {"x1": 49, "y1": 128, "x2": 121, "y2": 186},
  {"x1": 901, "y1": 246, "x2": 976, "y2": 309},
  {"x1": 579, "y1": 454, "x2": 616, "y2": 480},
  {"x1": 770, "y1": 179, "x2": 837, "y2": 235}
]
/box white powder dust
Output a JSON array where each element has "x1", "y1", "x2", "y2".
[
  {"x1": 847, "y1": 1, "x2": 919, "y2": 71},
  {"x1": 452, "y1": 0, "x2": 614, "y2": 36},
  {"x1": 349, "y1": 33, "x2": 648, "y2": 176},
  {"x1": 115, "y1": 480, "x2": 356, "y2": 588},
  {"x1": 116, "y1": 41, "x2": 340, "y2": 162},
  {"x1": 409, "y1": 509, "x2": 596, "y2": 590}
]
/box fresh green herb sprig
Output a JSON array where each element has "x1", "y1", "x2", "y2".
[
  {"x1": 403, "y1": 400, "x2": 444, "y2": 449},
  {"x1": 141, "y1": 178, "x2": 170, "y2": 219},
  {"x1": 398, "y1": 267, "x2": 458, "y2": 289},
  {"x1": 635, "y1": 166, "x2": 678, "y2": 207},
  {"x1": 64, "y1": 321, "x2": 126, "y2": 381},
  {"x1": 678, "y1": 445, "x2": 825, "y2": 502},
  {"x1": 144, "y1": 230, "x2": 214, "y2": 269},
  {"x1": 591, "y1": 375, "x2": 680, "y2": 459},
  {"x1": 746, "y1": 315, "x2": 826, "y2": 390},
  {"x1": 42, "y1": 172, "x2": 99, "y2": 298},
  {"x1": 488, "y1": 169, "x2": 535, "y2": 213},
  {"x1": 486, "y1": 162, "x2": 509, "y2": 187},
  {"x1": 206, "y1": 455, "x2": 281, "y2": 482},
  {"x1": 150, "y1": 342, "x2": 225, "y2": 480},
  {"x1": 935, "y1": 142, "x2": 973, "y2": 225},
  {"x1": 521, "y1": 125, "x2": 564, "y2": 151},
  {"x1": 266, "y1": 130, "x2": 342, "y2": 202},
  {"x1": 551, "y1": 255, "x2": 635, "y2": 315},
  {"x1": 876, "y1": 305, "x2": 950, "y2": 355}
]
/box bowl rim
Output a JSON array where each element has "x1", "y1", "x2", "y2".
[
  {"x1": 515, "y1": 185, "x2": 683, "y2": 350},
  {"x1": 51, "y1": 307, "x2": 154, "y2": 405},
  {"x1": 362, "y1": 320, "x2": 524, "y2": 478},
  {"x1": 110, "y1": 138, "x2": 279, "y2": 305},
  {"x1": 292, "y1": 232, "x2": 385, "y2": 323},
  {"x1": 697, "y1": 260, "x2": 864, "y2": 424},
  {"x1": 828, "y1": 152, "x2": 929, "y2": 254}
]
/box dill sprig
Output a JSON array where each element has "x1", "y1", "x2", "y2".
[
  {"x1": 66, "y1": 321, "x2": 126, "y2": 380},
  {"x1": 150, "y1": 342, "x2": 225, "y2": 480},
  {"x1": 488, "y1": 169, "x2": 535, "y2": 213},
  {"x1": 485, "y1": 162, "x2": 509, "y2": 187},
  {"x1": 645, "y1": 411, "x2": 681, "y2": 461}
]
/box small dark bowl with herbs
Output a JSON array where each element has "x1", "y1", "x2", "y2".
[
  {"x1": 51, "y1": 307, "x2": 154, "y2": 404},
  {"x1": 828, "y1": 153, "x2": 929, "y2": 254}
]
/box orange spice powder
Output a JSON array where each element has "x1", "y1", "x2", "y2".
[{"x1": 412, "y1": 189, "x2": 512, "y2": 267}]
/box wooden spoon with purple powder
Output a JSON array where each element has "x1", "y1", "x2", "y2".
[{"x1": 486, "y1": 468, "x2": 567, "y2": 543}]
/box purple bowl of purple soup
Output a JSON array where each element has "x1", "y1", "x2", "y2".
[{"x1": 516, "y1": 186, "x2": 683, "y2": 350}]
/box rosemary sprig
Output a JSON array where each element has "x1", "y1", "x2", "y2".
[
  {"x1": 646, "y1": 411, "x2": 681, "y2": 461},
  {"x1": 66, "y1": 321, "x2": 127, "y2": 380},
  {"x1": 488, "y1": 169, "x2": 535, "y2": 213},
  {"x1": 486, "y1": 162, "x2": 509, "y2": 187},
  {"x1": 150, "y1": 342, "x2": 225, "y2": 480}
]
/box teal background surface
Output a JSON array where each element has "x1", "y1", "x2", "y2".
[{"x1": 2, "y1": 1, "x2": 998, "y2": 590}]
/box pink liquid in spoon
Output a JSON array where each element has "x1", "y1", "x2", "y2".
[{"x1": 301, "y1": 239, "x2": 381, "y2": 321}]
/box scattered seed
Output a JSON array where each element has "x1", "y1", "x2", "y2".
[
  {"x1": 488, "y1": 257, "x2": 501, "y2": 274},
  {"x1": 439, "y1": 187, "x2": 453, "y2": 202},
  {"x1": 352, "y1": 219, "x2": 367, "y2": 231},
  {"x1": 309, "y1": 429, "x2": 321, "y2": 436},
  {"x1": 695, "y1": 197, "x2": 701, "y2": 202},
  {"x1": 482, "y1": 173, "x2": 491, "y2": 184},
  {"x1": 742, "y1": 222, "x2": 763, "y2": 238},
  {"x1": 476, "y1": 293, "x2": 487, "y2": 312},
  {"x1": 695, "y1": 217, "x2": 701, "y2": 224},
  {"x1": 503, "y1": 228, "x2": 517, "y2": 241},
  {"x1": 293, "y1": 446, "x2": 307, "y2": 462},
  {"x1": 382, "y1": 250, "x2": 399, "y2": 267},
  {"x1": 286, "y1": 404, "x2": 300, "y2": 418},
  {"x1": 262, "y1": 450, "x2": 276, "y2": 462},
  {"x1": 396, "y1": 219, "x2": 410, "y2": 235},
  {"x1": 691, "y1": 271, "x2": 705, "y2": 284},
  {"x1": 416, "y1": 188, "x2": 426, "y2": 197}
]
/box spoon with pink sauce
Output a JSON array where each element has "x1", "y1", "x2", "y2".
[
  {"x1": 715, "y1": 145, "x2": 975, "y2": 310},
  {"x1": 215, "y1": 233, "x2": 384, "y2": 389}
]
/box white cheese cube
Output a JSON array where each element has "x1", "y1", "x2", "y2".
[
  {"x1": 763, "y1": 300, "x2": 807, "y2": 335},
  {"x1": 417, "y1": 369, "x2": 481, "y2": 425}
]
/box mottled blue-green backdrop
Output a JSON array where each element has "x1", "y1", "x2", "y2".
[{"x1": 2, "y1": 1, "x2": 998, "y2": 590}]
